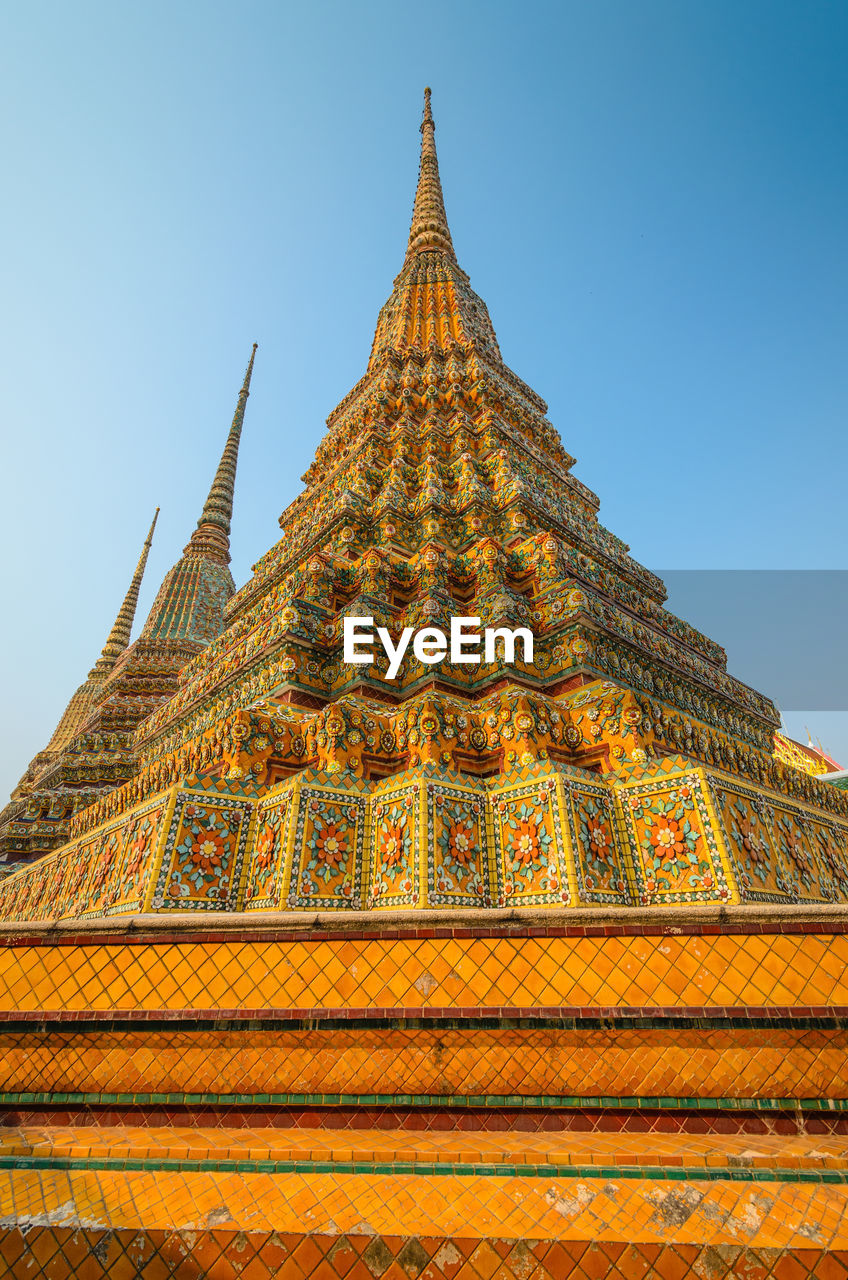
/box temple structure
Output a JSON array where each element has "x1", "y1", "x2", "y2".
[
  {"x1": 0, "y1": 344, "x2": 256, "y2": 869},
  {"x1": 2, "y1": 91, "x2": 848, "y2": 1279},
  {"x1": 774, "y1": 730, "x2": 842, "y2": 778}
]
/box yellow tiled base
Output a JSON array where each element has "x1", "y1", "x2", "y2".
[
  {"x1": 2, "y1": 1167, "x2": 848, "y2": 1260},
  {"x1": 4, "y1": 1219, "x2": 848, "y2": 1280},
  {"x1": 5, "y1": 1124, "x2": 848, "y2": 1277},
  {"x1": 3, "y1": 1025, "x2": 846, "y2": 1100},
  {"x1": 5, "y1": 1123, "x2": 848, "y2": 1171},
  {"x1": 2, "y1": 930, "x2": 847, "y2": 1012},
  {"x1": 3, "y1": 927, "x2": 848, "y2": 1272}
]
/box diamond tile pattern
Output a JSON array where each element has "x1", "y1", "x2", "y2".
[
  {"x1": 5, "y1": 1106, "x2": 848, "y2": 1136},
  {"x1": 2, "y1": 1024, "x2": 846, "y2": 1100},
  {"x1": 5, "y1": 1123, "x2": 848, "y2": 1171},
  {"x1": 2, "y1": 1165, "x2": 848, "y2": 1277},
  {"x1": 2, "y1": 931, "x2": 848, "y2": 1014},
  {"x1": 2, "y1": 1225, "x2": 847, "y2": 1280}
]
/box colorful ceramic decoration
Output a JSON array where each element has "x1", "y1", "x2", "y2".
[{"x1": 2, "y1": 89, "x2": 848, "y2": 1274}]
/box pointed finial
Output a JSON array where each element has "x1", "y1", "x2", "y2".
[
  {"x1": 189, "y1": 343, "x2": 258, "y2": 564},
  {"x1": 91, "y1": 507, "x2": 160, "y2": 676},
  {"x1": 405, "y1": 87, "x2": 455, "y2": 264},
  {"x1": 142, "y1": 506, "x2": 159, "y2": 549}
]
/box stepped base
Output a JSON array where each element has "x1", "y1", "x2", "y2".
[
  {"x1": 2, "y1": 911, "x2": 848, "y2": 1275},
  {"x1": 3, "y1": 1120, "x2": 848, "y2": 1278}
]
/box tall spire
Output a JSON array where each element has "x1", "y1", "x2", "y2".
[
  {"x1": 90, "y1": 507, "x2": 159, "y2": 677},
  {"x1": 190, "y1": 343, "x2": 258, "y2": 564},
  {"x1": 404, "y1": 87, "x2": 456, "y2": 264}
]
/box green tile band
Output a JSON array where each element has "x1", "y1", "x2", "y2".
[
  {"x1": 1, "y1": 1154, "x2": 846, "y2": 1184},
  {"x1": 1, "y1": 1090, "x2": 847, "y2": 1111}
]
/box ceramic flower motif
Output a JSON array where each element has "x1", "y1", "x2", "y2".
[
  {"x1": 122, "y1": 814, "x2": 158, "y2": 894},
  {"x1": 249, "y1": 798, "x2": 290, "y2": 901},
  {"x1": 722, "y1": 794, "x2": 779, "y2": 894},
  {"x1": 90, "y1": 834, "x2": 120, "y2": 909},
  {"x1": 814, "y1": 823, "x2": 848, "y2": 899},
  {"x1": 170, "y1": 804, "x2": 239, "y2": 901},
  {"x1": 300, "y1": 797, "x2": 358, "y2": 901},
  {"x1": 500, "y1": 797, "x2": 557, "y2": 896},
  {"x1": 775, "y1": 811, "x2": 819, "y2": 898},
  {"x1": 434, "y1": 795, "x2": 484, "y2": 898},
  {"x1": 636, "y1": 788, "x2": 711, "y2": 896},
  {"x1": 374, "y1": 797, "x2": 414, "y2": 898},
  {"x1": 576, "y1": 793, "x2": 623, "y2": 895}
]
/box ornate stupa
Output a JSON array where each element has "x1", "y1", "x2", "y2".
[
  {"x1": 2, "y1": 91, "x2": 848, "y2": 1277},
  {"x1": 0, "y1": 343, "x2": 257, "y2": 868}
]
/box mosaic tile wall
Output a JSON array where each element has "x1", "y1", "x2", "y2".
[
  {"x1": 3, "y1": 1166, "x2": 848, "y2": 1280},
  {"x1": 3, "y1": 916, "x2": 848, "y2": 1274},
  {"x1": 4, "y1": 91, "x2": 848, "y2": 1278},
  {"x1": 2, "y1": 758, "x2": 847, "y2": 923}
]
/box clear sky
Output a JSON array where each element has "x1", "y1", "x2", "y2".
[{"x1": 1, "y1": 0, "x2": 846, "y2": 801}]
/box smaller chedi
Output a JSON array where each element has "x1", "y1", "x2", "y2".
[{"x1": 0, "y1": 344, "x2": 256, "y2": 872}]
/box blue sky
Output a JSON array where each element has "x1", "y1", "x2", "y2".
[{"x1": 1, "y1": 0, "x2": 846, "y2": 800}]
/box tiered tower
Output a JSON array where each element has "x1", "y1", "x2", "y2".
[
  {"x1": 2, "y1": 92, "x2": 848, "y2": 1279},
  {"x1": 0, "y1": 507, "x2": 159, "y2": 865},
  {"x1": 0, "y1": 346, "x2": 257, "y2": 867}
]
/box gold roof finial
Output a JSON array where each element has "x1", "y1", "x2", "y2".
[
  {"x1": 404, "y1": 87, "x2": 456, "y2": 264},
  {"x1": 190, "y1": 343, "x2": 258, "y2": 563},
  {"x1": 91, "y1": 506, "x2": 160, "y2": 676}
]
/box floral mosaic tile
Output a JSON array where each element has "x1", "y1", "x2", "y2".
[
  {"x1": 620, "y1": 773, "x2": 731, "y2": 905},
  {"x1": 773, "y1": 806, "x2": 830, "y2": 903},
  {"x1": 711, "y1": 783, "x2": 789, "y2": 903},
  {"x1": 425, "y1": 778, "x2": 489, "y2": 907},
  {"x1": 567, "y1": 778, "x2": 630, "y2": 905},
  {"x1": 243, "y1": 787, "x2": 294, "y2": 910},
  {"x1": 287, "y1": 784, "x2": 367, "y2": 910},
  {"x1": 490, "y1": 775, "x2": 569, "y2": 906},
  {"x1": 153, "y1": 792, "x2": 253, "y2": 911},
  {"x1": 711, "y1": 780, "x2": 836, "y2": 905},
  {"x1": 369, "y1": 780, "x2": 421, "y2": 908},
  {"x1": 0, "y1": 797, "x2": 167, "y2": 925}
]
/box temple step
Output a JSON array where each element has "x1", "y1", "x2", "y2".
[
  {"x1": 5, "y1": 1121, "x2": 848, "y2": 1173},
  {"x1": 2, "y1": 1122, "x2": 848, "y2": 1278}
]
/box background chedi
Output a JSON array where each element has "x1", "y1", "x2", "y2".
[{"x1": 1, "y1": 90, "x2": 846, "y2": 920}]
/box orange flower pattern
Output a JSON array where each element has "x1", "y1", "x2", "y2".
[
  {"x1": 371, "y1": 793, "x2": 416, "y2": 906},
  {"x1": 717, "y1": 790, "x2": 788, "y2": 901},
  {"x1": 159, "y1": 797, "x2": 249, "y2": 907},
  {"x1": 775, "y1": 810, "x2": 825, "y2": 901},
  {"x1": 430, "y1": 787, "x2": 485, "y2": 904},
  {"x1": 627, "y1": 780, "x2": 726, "y2": 905},
  {"x1": 813, "y1": 822, "x2": 848, "y2": 900},
  {"x1": 292, "y1": 791, "x2": 364, "y2": 908},
  {"x1": 574, "y1": 789, "x2": 627, "y2": 902},
  {"x1": 247, "y1": 795, "x2": 291, "y2": 907},
  {"x1": 496, "y1": 784, "x2": 564, "y2": 906}
]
